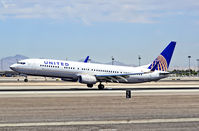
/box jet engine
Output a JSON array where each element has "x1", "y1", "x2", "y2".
[
  {"x1": 61, "y1": 77, "x2": 78, "y2": 82},
  {"x1": 78, "y1": 74, "x2": 97, "y2": 84}
]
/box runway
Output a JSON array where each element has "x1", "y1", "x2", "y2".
[
  {"x1": 1, "y1": 118, "x2": 199, "y2": 127},
  {"x1": 0, "y1": 82, "x2": 199, "y2": 130}
]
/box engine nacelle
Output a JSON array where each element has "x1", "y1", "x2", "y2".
[
  {"x1": 61, "y1": 77, "x2": 78, "y2": 82},
  {"x1": 79, "y1": 75, "x2": 97, "y2": 84}
]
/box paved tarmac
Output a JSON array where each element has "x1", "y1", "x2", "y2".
[{"x1": 0, "y1": 82, "x2": 199, "y2": 130}]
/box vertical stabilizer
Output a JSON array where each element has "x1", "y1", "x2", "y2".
[{"x1": 148, "y1": 41, "x2": 176, "y2": 71}]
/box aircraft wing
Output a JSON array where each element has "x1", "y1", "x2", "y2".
[
  {"x1": 96, "y1": 61, "x2": 159, "y2": 83},
  {"x1": 96, "y1": 61, "x2": 160, "y2": 83},
  {"x1": 96, "y1": 72, "x2": 144, "y2": 83}
]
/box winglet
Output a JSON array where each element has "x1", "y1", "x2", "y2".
[{"x1": 84, "y1": 56, "x2": 90, "y2": 63}]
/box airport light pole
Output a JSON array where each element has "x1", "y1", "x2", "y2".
[
  {"x1": 138, "y1": 55, "x2": 141, "y2": 66},
  {"x1": 197, "y1": 59, "x2": 199, "y2": 77},
  {"x1": 88, "y1": 58, "x2": 91, "y2": 63},
  {"x1": 112, "y1": 56, "x2": 114, "y2": 65},
  {"x1": 188, "y1": 56, "x2": 191, "y2": 76}
]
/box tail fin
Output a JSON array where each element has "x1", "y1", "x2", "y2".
[
  {"x1": 150, "y1": 61, "x2": 159, "y2": 71},
  {"x1": 148, "y1": 41, "x2": 176, "y2": 71},
  {"x1": 84, "y1": 56, "x2": 90, "y2": 63}
]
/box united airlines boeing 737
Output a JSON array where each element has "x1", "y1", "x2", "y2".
[{"x1": 10, "y1": 41, "x2": 176, "y2": 89}]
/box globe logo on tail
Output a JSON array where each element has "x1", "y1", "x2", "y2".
[{"x1": 150, "y1": 55, "x2": 168, "y2": 71}]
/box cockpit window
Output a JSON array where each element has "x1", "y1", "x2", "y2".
[{"x1": 17, "y1": 62, "x2": 26, "y2": 65}]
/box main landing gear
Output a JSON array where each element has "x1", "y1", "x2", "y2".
[
  {"x1": 87, "y1": 84, "x2": 93, "y2": 88},
  {"x1": 24, "y1": 76, "x2": 28, "y2": 82},
  {"x1": 98, "y1": 83, "x2": 104, "y2": 90},
  {"x1": 86, "y1": 83, "x2": 105, "y2": 90}
]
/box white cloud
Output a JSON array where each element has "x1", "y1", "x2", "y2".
[{"x1": 0, "y1": 0, "x2": 199, "y2": 24}]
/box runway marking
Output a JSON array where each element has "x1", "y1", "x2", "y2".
[
  {"x1": 0, "y1": 89, "x2": 199, "y2": 98},
  {"x1": 0, "y1": 118, "x2": 199, "y2": 127}
]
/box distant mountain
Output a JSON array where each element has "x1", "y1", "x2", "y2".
[{"x1": 0, "y1": 55, "x2": 28, "y2": 71}]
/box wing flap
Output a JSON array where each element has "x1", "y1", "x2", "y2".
[{"x1": 96, "y1": 72, "x2": 144, "y2": 82}]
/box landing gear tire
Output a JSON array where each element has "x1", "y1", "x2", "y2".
[
  {"x1": 24, "y1": 78, "x2": 28, "y2": 82},
  {"x1": 87, "y1": 84, "x2": 93, "y2": 88},
  {"x1": 98, "y1": 84, "x2": 104, "y2": 90}
]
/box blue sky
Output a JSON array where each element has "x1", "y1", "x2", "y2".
[{"x1": 0, "y1": 0, "x2": 199, "y2": 68}]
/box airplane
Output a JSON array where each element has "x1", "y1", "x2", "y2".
[{"x1": 10, "y1": 41, "x2": 176, "y2": 90}]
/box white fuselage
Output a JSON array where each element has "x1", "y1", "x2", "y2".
[{"x1": 10, "y1": 59, "x2": 168, "y2": 84}]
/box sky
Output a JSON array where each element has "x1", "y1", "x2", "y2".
[{"x1": 0, "y1": 0, "x2": 199, "y2": 68}]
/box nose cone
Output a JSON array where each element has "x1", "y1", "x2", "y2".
[{"x1": 10, "y1": 64, "x2": 17, "y2": 71}]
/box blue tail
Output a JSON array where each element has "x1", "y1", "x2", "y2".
[
  {"x1": 148, "y1": 41, "x2": 176, "y2": 71},
  {"x1": 84, "y1": 56, "x2": 90, "y2": 63}
]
